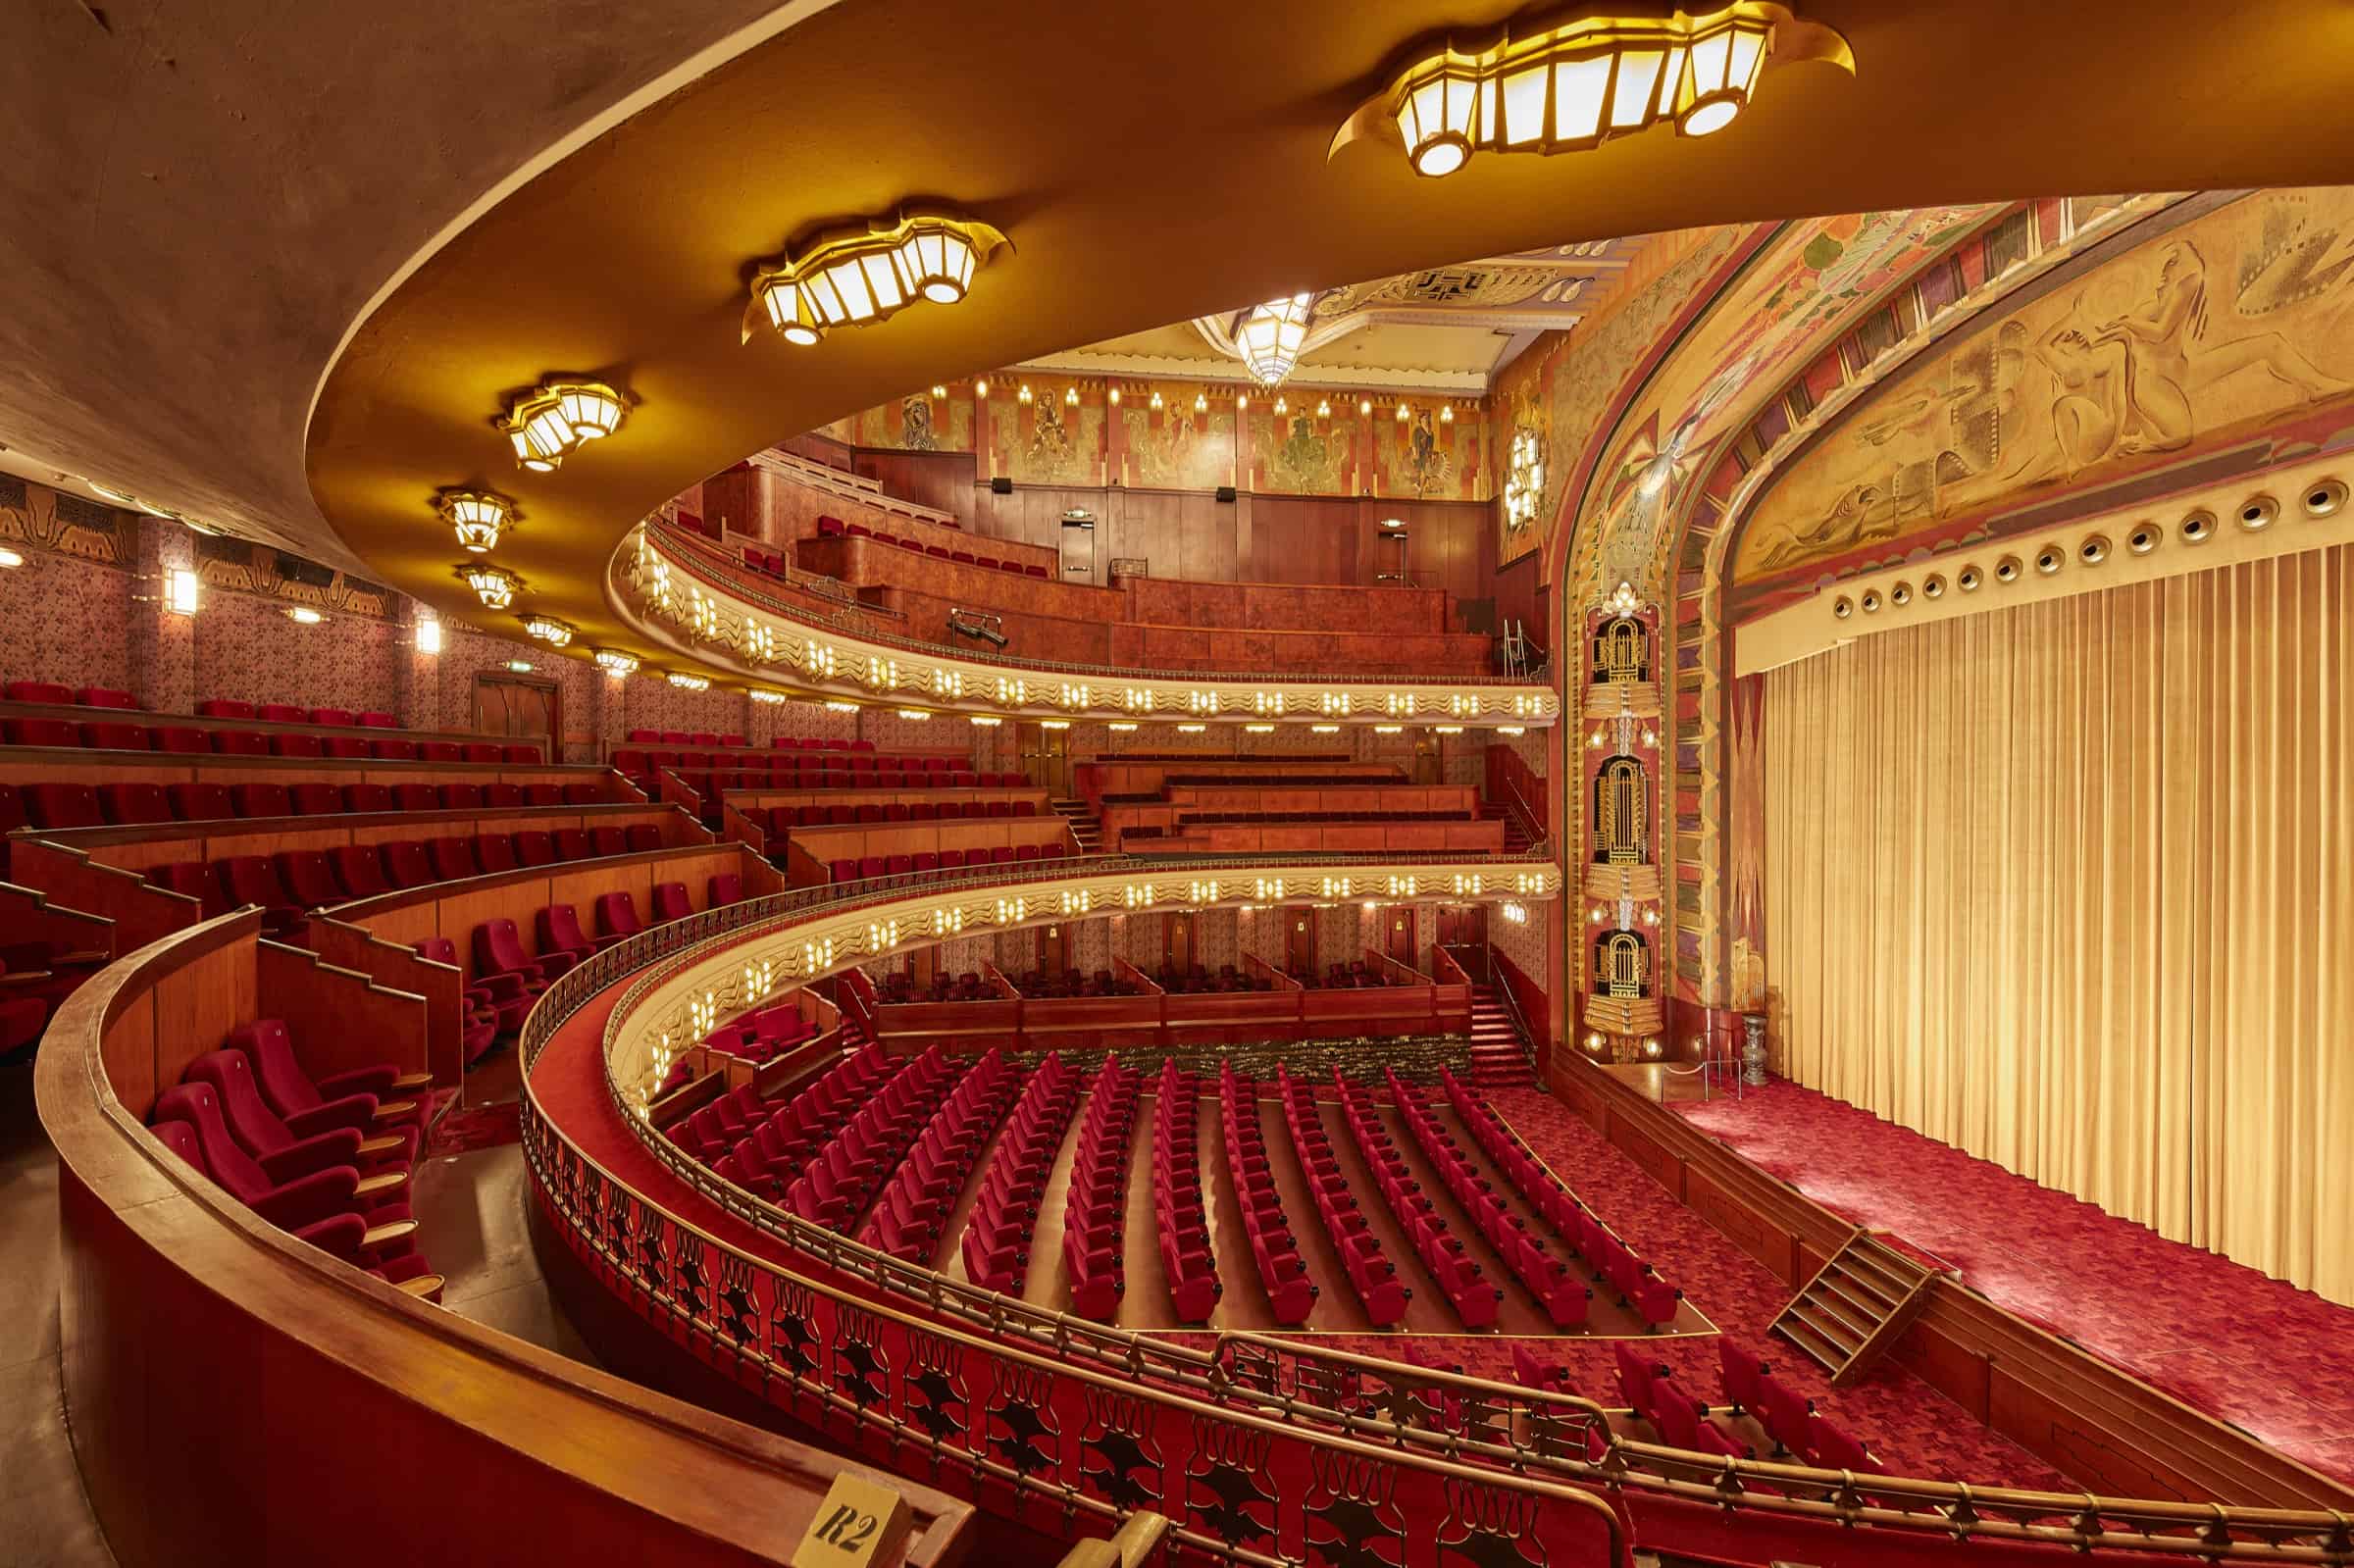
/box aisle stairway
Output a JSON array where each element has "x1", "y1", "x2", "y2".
[
  {"x1": 1465, "y1": 986, "x2": 1533, "y2": 1088},
  {"x1": 1051, "y1": 799, "x2": 1102, "y2": 854},
  {"x1": 1478, "y1": 802, "x2": 1533, "y2": 855},
  {"x1": 1768, "y1": 1231, "x2": 1937, "y2": 1386}
]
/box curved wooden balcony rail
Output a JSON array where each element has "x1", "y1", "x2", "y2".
[
  {"x1": 35, "y1": 909, "x2": 977, "y2": 1568},
  {"x1": 609, "y1": 522, "x2": 1560, "y2": 729},
  {"x1": 535, "y1": 868, "x2": 2354, "y2": 1568}
]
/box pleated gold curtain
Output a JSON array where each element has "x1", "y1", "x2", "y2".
[{"x1": 1765, "y1": 543, "x2": 2354, "y2": 1304}]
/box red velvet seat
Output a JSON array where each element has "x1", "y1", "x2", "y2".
[
  {"x1": 391, "y1": 783, "x2": 437, "y2": 811},
  {"x1": 211, "y1": 730, "x2": 271, "y2": 756},
  {"x1": 356, "y1": 712, "x2": 398, "y2": 728},
  {"x1": 288, "y1": 784, "x2": 343, "y2": 815},
  {"x1": 0, "y1": 784, "x2": 25, "y2": 835},
  {"x1": 625, "y1": 823, "x2": 661, "y2": 853},
  {"x1": 99, "y1": 782, "x2": 173, "y2": 825},
  {"x1": 258, "y1": 703, "x2": 306, "y2": 724},
  {"x1": 514, "y1": 830, "x2": 557, "y2": 867},
  {"x1": 537, "y1": 902, "x2": 613, "y2": 962},
  {"x1": 562, "y1": 782, "x2": 601, "y2": 805},
  {"x1": 275, "y1": 850, "x2": 344, "y2": 909},
  {"x1": 484, "y1": 783, "x2": 523, "y2": 808},
  {"x1": 650, "y1": 882, "x2": 691, "y2": 923},
  {"x1": 589, "y1": 825, "x2": 627, "y2": 858},
  {"x1": 439, "y1": 783, "x2": 484, "y2": 810},
  {"x1": 149, "y1": 1081, "x2": 407, "y2": 1239},
  {"x1": 419, "y1": 741, "x2": 462, "y2": 763},
  {"x1": 380, "y1": 840, "x2": 435, "y2": 888},
  {"x1": 216, "y1": 855, "x2": 300, "y2": 929},
  {"x1": 501, "y1": 743, "x2": 538, "y2": 763},
  {"x1": 330, "y1": 845, "x2": 390, "y2": 898},
  {"x1": 230, "y1": 783, "x2": 292, "y2": 819},
  {"x1": 372, "y1": 738, "x2": 420, "y2": 761},
  {"x1": 24, "y1": 783, "x2": 103, "y2": 829},
  {"x1": 324, "y1": 736, "x2": 371, "y2": 758},
  {"x1": 73, "y1": 685, "x2": 135, "y2": 709},
  {"x1": 344, "y1": 783, "x2": 392, "y2": 813},
  {"x1": 474, "y1": 834, "x2": 519, "y2": 874},
  {"x1": 707, "y1": 872, "x2": 742, "y2": 905},
  {"x1": 475, "y1": 916, "x2": 565, "y2": 986},
  {"x1": 151, "y1": 726, "x2": 210, "y2": 754},
  {"x1": 6, "y1": 680, "x2": 73, "y2": 704},
  {"x1": 150, "y1": 861, "x2": 229, "y2": 917},
  {"x1": 524, "y1": 784, "x2": 562, "y2": 807},
  {"x1": 553, "y1": 828, "x2": 592, "y2": 861},
  {"x1": 593, "y1": 890, "x2": 644, "y2": 941},
  {"x1": 78, "y1": 721, "x2": 150, "y2": 750},
  {"x1": 309, "y1": 707, "x2": 354, "y2": 728},
  {"x1": 168, "y1": 782, "x2": 233, "y2": 821},
  {"x1": 427, "y1": 836, "x2": 480, "y2": 881},
  {"x1": 461, "y1": 742, "x2": 502, "y2": 764},
  {"x1": 272, "y1": 733, "x2": 324, "y2": 758},
  {"x1": 412, "y1": 938, "x2": 504, "y2": 1060},
  {"x1": 196, "y1": 699, "x2": 254, "y2": 719},
  {"x1": 6, "y1": 717, "x2": 80, "y2": 747}
]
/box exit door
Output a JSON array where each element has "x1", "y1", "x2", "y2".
[
  {"x1": 1436, "y1": 904, "x2": 1487, "y2": 949},
  {"x1": 1385, "y1": 907, "x2": 1417, "y2": 971},
  {"x1": 1283, "y1": 907, "x2": 1315, "y2": 980},
  {"x1": 474, "y1": 673, "x2": 558, "y2": 755},
  {"x1": 1163, "y1": 911, "x2": 1197, "y2": 981},
  {"x1": 1018, "y1": 721, "x2": 1071, "y2": 798},
  {"x1": 1060, "y1": 511, "x2": 1098, "y2": 583}
]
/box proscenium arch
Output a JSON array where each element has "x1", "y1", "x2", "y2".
[{"x1": 309, "y1": 0, "x2": 2354, "y2": 685}]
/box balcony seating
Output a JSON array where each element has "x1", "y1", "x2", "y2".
[
  {"x1": 1440, "y1": 1070, "x2": 1682, "y2": 1329},
  {"x1": 460, "y1": 923, "x2": 548, "y2": 1032},
  {"x1": 1330, "y1": 1070, "x2": 1501, "y2": 1330},
  {"x1": 476, "y1": 915, "x2": 566, "y2": 988},
  {"x1": 4, "y1": 718, "x2": 79, "y2": 747},
  {"x1": 594, "y1": 890, "x2": 645, "y2": 943},
  {"x1": 275, "y1": 850, "x2": 344, "y2": 909},
  {"x1": 216, "y1": 855, "x2": 301, "y2": 933},
  {"x1": 427, "y1": 836, "x2": 481, "y2": 881},
  {"x1": 150, "y1": 861, "x2": 230, "y2": 918},
  {"x1": 696, "y1": 1002, "x2": 820, "y2": 1067},
  {"x1": 650, "y1": 881, "x2": 692, "y2": 923},
  {"x1": 151, "y1": 1079, "x2": 412, "y2": 1235},
  {"x1": 1059, "y1": 1059, "x2": 1141, "y2": 1321},
  {"x1": 7, "y1": 681, "x2": 73, "y2": 704},
  {"x1": 196, "y1": 700, "x2": 253, "y2": 719},
  {"x1": 681, "y1": 1041, "x2": 890, "y2": 1173},
  {"x1": 25, "y1": 782, "x2": 103, "y2": 829},
  {"x1": 80, "y1": 721, "x2": 150, "y2": 750},
  {"x1": 183, "y1": 1047, "x2": 410, "y2": 1183},
  {"x1": 98, "y1": 782, "x2": 172, "y2": 824},
  {"x1": 228, "y1": 1018, "x2": 431, "y2": 1156},
  {"x1": 1219, "y1": 1065, "x2": 1316, "y2": 1326},
  {"x1": 412, "y1": 937, "x2": 502, "y2": 1062},
  {"x1": 537, "y1": 903, "x2": 615, "y2": 969},
  {"x1": 1276, "y1": 1065, "x2": 1409, "y2": 1326},
  {"x1": 231, "y1": 783, "x2": 292, "y2": 818},
  {"x1": 709, "y1": 872, "x2": 743, "y2": 905},
  {"x1": 960, "y1": 1052, "x2": 1082, "y2": 1291},
  {"x1": 860, "y1": 1048, "x2": 1024, "y2": 1264},
  {"x1": 784, "y1": 1046, "x2": 961, "y2": 1234},
  {"x1": 1149, "y1": 1059, "x2": 1220, "y2": 1323}
]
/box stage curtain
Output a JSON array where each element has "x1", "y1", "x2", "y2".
[{"x1": 1765, "y1": 542, "x2": 2354, "y2": 1304}]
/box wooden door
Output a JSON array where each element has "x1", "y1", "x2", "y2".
[
  {"x1": 1163, "y1": 911, "x2": 1197, "y2": 981},
  {"x1": 1283, "y1": 906, "x2": 1315, "y2": 979},
  {"x1": 1384, "y1": 907, "x2": 1417, "y2": 970},
  {"x1": 1017, "y1": 721, "x2": 1071, "y2": 798},
  {"x1": 1059, "y1": 511, "x2": 1099, "y2": 583},
  {"x1": 1437, "y1": 904, "x2": 1487, "y2": 948},
  {"x1": 1036, "y1": 924, "x2": 1068, "y2": 984},
  {"x1": 473, "y1": 673, "x2": 558, "y2": 750}
]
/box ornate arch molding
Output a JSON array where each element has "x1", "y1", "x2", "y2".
[{"x1": 1684, "y1": 191, "x2": 2200, "y2": 1007}]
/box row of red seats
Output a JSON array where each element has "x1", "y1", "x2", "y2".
[
  {"x1": 1219, "y1": 1065, "x2": 1317, "y2": 1326},
  {"x1": 6, "y1": 776, "x2": 605, "y2": 833},
  {"x1": 698, "y1": 1002, "x2": 823, "y2": 1066},
  {"x1": 4, "y1": 681, "x2": 400, "y2": 730},
  {"x1": 1387, "y1": 1069, "x2": 1589, "y2": 1329},
  {"x1": 687, "y1": 1043, "x2": 890, "y2": 1178},
  {"x1": 2, "y1": 715, "x2": 539, "y2": 762},
  {"x1": 825, "y1": 841, "x2": 1070, "y2": 885},
  {"x1": 462, "y1": 883, "x2": 741, "y2": 1057},
  {"x1": 862, "y1": 1049, "x2": 1025, "y2": 1264},
  {"x1": 786, "y1": 1047, "x2": 962, "y2": 1233},
  {"x1": 1331, "y1": 1072, "x2": 1502, "y2": 1329},
  {"x1": 1713, "y1": 1340, "x2": 1883, "y2": 1470},
  {"x1": 815, "y1": 518, "x2": 1050, "y2": 580},
  {"x1": 147, "y1": 825, "x2": 667, "y2": 927},
  {"x1": 616, "y1": 748, "x2": 992, "y2": 778},
  {"x1": 1441, "y1": 1071, "x2": 1681, "y2": 1329},
  {"x1": 147, "y1": 1020, "x2": 442, "y2": 1299},
  {"x1": 961, "y1": 1053, "x2": 1082, "y2": 1291},
  {"x1": 1275, "y1": 1067, "x2": 1408, "y2": 1326},
  {"x1": 1062, "y1": 1059, "x2": 1141, "y2": 1321},
  {"x1": 1151, "y1": 1060, "x2": 1220, "y2": 1324},
  {"x1": 409, "y1": 936, "x2": 502, "y2": 1065},
  {"x1": 753, "y1": 798, "x2": 1040, "y2": 832}
]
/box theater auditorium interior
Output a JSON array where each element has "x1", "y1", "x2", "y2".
[{"x1": 4, "y1": 4, "x2": 2353, "y2": 1566}]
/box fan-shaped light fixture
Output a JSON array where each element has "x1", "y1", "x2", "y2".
[
  {"x1": 666, "y1": 672, "x2": 711, "y2": 691},
  {"x1": 498, "y1": 380, "x2": 627, "y2": 472},
  {"x1": 522, "y1": 613, "x2": 573, "y2": 648},
  {"x1": 1236, "y1": 293, "x2": 1316, "y2": 386},
  {"x1": 437, "y1": 488, "x2": 515, "y2": 553},
  {"x1": 1331, "y1": 4, "x2": 1852, "y2": 177},
  {"x1": 459, "y1": 563, "x2": 519, "y2": 610},
  {"x1": 593, "y1": 648, "x2": 639, "y2": 677},
  {"x1": 742, "y1": 209, "x2": 1009, "y2": 346},
  {"x1": 748, "y1": 688, "x2": 788, "y2": 704}
]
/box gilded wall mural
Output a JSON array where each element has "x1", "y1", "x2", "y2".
[
  {"x1": 1251, "y1": 410, "x2": 1357, "y2": 495},
  {"x1": 1736, "y1": 188, "x2": 2354, "y2": 582},
  {"x1": 1122, "y1": 402, "x2": 1237, "y2": 491}
]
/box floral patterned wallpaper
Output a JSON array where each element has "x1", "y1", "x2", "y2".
[{"x1": 0, "y1": 542, "x2": 136, "y2": 691}]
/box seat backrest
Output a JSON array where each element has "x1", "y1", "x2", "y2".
[
  {"x1": 216, "y1": 855, "x2": 290, "y2": 908},
  {"x1": 329, "y1": 845, "x2": 390, "y2": 898},
  {"x1": 419, "y1": 741, "x2": 463, "y2": 763},
  {"x1": 166, "y1": 782, "x2": 233, "y2": 822},
  {"x1": 274, "y1": 850, "x2": 342, "y2": 905},
  {"x1": 7, "y1": 717, "x2": 81, "y2": 747},
  {"x1": 524, "y1": 783, "x2": 561, "y2": 807},
  {"x1": 537, "y1": 903, "x2": 589, "y2": 952},
  {"x1": 211, "y1": 730, "x2": 270, "y2": 756},
  {"x1": 594, "y1": 890, "x2": 641, "y2": 937},
  {"x1": 309, "y1": 707, "x2": 354, "y2": 727},
  {"x1": 195, "y1": 698, "x2": 254, "y2": 720},
  {"x1": 474, "y1": 918, "x2": 532, "y2": 976},
  {"x1": 439, "y1": 783, "x2": 484, "y2": 810},
  {"x1": 514, "y1": 830, "x2": 556, "y2": 867},
  {"x1": 151, "y1": 861, "x2": 227, "y2": 915},
  {"x1": 271, "y1": 733, "x2": 324, "y2": 758},
  {"x1": 373, "y1": 738, "x2": 420, "y2": 761},
  {"x1": 388, "y1": 783, "x2": 434, "y2": 811},
  {"x1": 650, "y1": 882, "x2": 691, "y2": 922},
  {"x1": 99, "y1": 782, "x2": 173, "y2": 825},
  {"x1": 625, "y1": 823, "x2": 660, "y2": 853},
  {"x1": 381, "y1": 840, "x2": 434, "y2": 887},
  {"x1": 501, "y1": 743, "x2": 538, "y2": 764},
  {"x1": 288, "y1": 784, "x2": 342, "y2": 815},
  {"x1": 257, "y1": 703, "x2": 305, "y2": 724},
  {"x1": 344, "y1": 783, "x2": 391, "y2": 813},
  {"x1": 184, "y1": 1046, "x2": 311, "y2": 1158},
  {"x1": 553, "y1": 828, "x2": 592, "y2": 861},
  {"x1": 24, "y1": 783, "x2": 103, "y2": 830},
  {"x1": 230, "y1": 783, "x2": 292, "y2": 819},
  {"x1": 323, "y1": 736, "x2": 371, "y2": 759},
  {"x1": 413, "y1": 936, "x2": 458, "y2": 966},
  {"x1": 590, "y1": 825, "x2": 627, "y2": 858},
  {"x1": 475, "y1": 834, "x2": 519, "y2": 874},
  {"x1": 150, "y1": 726, "x2": 210, "y2": 754},
  {"x1": 356, "y1": 711, "x2": 398, "y2": 728},
  {"x1": 707, "y1": 873, "x2": 742, "y2": 905},
  {"x1": 78, "y1": 721, "x2": 151, "y2": 750},
  {"x1": 149, "y1": 1082, "x2": 273, "y2": 1201},
  {"x1": 428, "y1": 836, "x2": 480, "y2": 881},
  {"x1": 6, "y1": 679, "x2": 73, "y2": 704}
]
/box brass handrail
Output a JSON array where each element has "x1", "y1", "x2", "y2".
[{"x1": 519, "y1": 875, "x2": 2354, "y2": 1565}]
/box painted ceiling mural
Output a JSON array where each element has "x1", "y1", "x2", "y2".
[{"x1": 1733, "y1": 186, "x2": 2354, "y2": 592}]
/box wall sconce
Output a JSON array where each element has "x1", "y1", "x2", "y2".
[
  {"x1": 506, "y1": 659, "x2": 534, "y2": 674},
  {"x1": 823, "y1": 700, "x2": 860, "y2": 714},
  {"x1": 0, "y1": 548, "x2": 22, "y2": 570},
  {"x1": 499, "y1": 380, "x2": 627, "y2": 472},
  {"x1": 743, "y1": 210, "x2": 1008, "y2": 345},
  {"x1": 414, "y1": 615, "x2": 442, "y2": 655},
  {"x1": 165, "y1": 569, "x2": 201, "y2": 615},
  {"x1": 667, "y1": 672, "x2": 711, "y2": 691},
  {"x1": 896, "y1": 708, "x2": 933, "y2": 721},
  {"x1": 437, "y1": 488, "x2": 515, "y2": 552},
  {"x1": 968, "y1": 715, "x2": 1003, "y2": 727},
  {"x1": 285, "y1": 606, "x2": 325, "y2": 626}
]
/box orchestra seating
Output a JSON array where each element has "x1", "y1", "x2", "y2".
[
  {"x1": 785, "y1": 1047, "x2": 961, "y2": 1233},
  {"x1": 863, "y1": 1048, "x2": 1024, "y2": 1263},
  {"x1": 1150, "y1": 1058, "x2": 1220, "y2": 1322},
  {"x1": 1277, "y1": 1065, "x2": 1409, "y2": 1325},
  {"x1": 1219, "y1": 1065, "x2": 1317, "y2": 1325},
  {"x1": 1060, "y1": 1058, "x2": 1140, "y2": 1319},
  {"x1": 960, "y1": 1053, "x2": 1082, "y2": 1290},
  {"x1": 1332, "y1": 1068, "x2": 1503, "y2": 1329}
]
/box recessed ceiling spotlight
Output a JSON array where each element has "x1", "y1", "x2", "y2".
[
  {"x1": 742, "y1": 209, "x2": 1007, "y2": 345},
  {"x1": 1332, "y1": 5, "x2": 1853, "y2": 177},
  {"x1": 498, "y1": 379, "x2": 627, "y2": 472}
]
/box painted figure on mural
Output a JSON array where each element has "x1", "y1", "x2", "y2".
[
  {"x1": 1268, "y1": 414, "x2": 1347, "y2": 494},
  {"x1": 1395, "y1": 408, "x2": 1454, "y2": 498},
  {"x1": 898, "y1": 392, "x2": 938, "y2": 452}
]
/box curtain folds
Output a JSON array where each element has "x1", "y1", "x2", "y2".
[{"x1": 1764, "y1": 543, "x2": 2353, "y2": 1304}]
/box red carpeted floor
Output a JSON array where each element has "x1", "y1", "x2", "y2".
[{"x1": 1671, "y1": 1077, "x2": 2354, "y2": 1485}]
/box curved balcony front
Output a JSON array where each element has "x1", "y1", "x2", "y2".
[{"x1": 609, "y1": 522, "x2": 1559, "y2": 731}]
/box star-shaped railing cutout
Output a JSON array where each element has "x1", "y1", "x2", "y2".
[
  {"x1": 1191, "y1": 1460, "x2": 1274, "y2": 1546},
  {"x1": 992, "y1": 1399, "x2": 1057, "y2": 1475},
  {"x1": 1082, "y1": 1429, "x2": 1160, "y2": 1512},
  {"x1": 835, "y1": 1339, "x2": 886, "y2": 1406},
  {"x1": 772, "y1": 1305, "x2": 821, "y2": 1379},
  {"x1": 906, "y1": 1367, "x2": 964, "y2": 1441}
]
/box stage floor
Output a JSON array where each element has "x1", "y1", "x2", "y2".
[{"x1": 1670, "y1": 1077, "x2": 2354, "y2": 1485}]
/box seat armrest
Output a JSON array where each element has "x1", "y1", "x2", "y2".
[
  {"x1": 371, "y1": 1098, "x2": 418, "y2": 1124},
  {"x1": 385, "y1": 1070, "x2": 434, "y2": 1093},
  {"x1": 354, "y1": 1168, "x2": 410, "y2": 1200},
  {"x1": 361, "y1": 1219, "x2": 420, "y2": 1251},
  {"x1": 355, "y1": 1134, "x2": 407, "y2": 1163},
  {"x1": 282, "y1": 1093, "x2": 376, "y2": 1138},
  {"x1": 258, "y1": 1127, "x2": 364, "y2": 1184}
]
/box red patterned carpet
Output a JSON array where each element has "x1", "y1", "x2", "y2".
[
  {"x1": 1670, "y1": 1078, "x2": 2354, "y2": 1485},
  {"x1": 1254, "y1": 1087, "x2": 2071, "y2": 1490}
]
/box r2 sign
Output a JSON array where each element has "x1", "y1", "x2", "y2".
[{"x1": 792, "y1": 1475, "x2": 912, "y2": 1568}]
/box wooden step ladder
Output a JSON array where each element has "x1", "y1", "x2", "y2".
[{"x1": 1768, "y1": 1231, "x2": 1940, "y2": 1386}]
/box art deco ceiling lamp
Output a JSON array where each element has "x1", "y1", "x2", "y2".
[
  {"x1": 438, "y1": 488, "x2": 514, "y2": 553},
  {"x1": 1236, "y1": 293, "x2": 1316, "y2": 386},
  {"x1": 593, "y1": 648, "x2": 640, "y2": 677},
  {"x1": 522, "y1": 613, "x2": 574, "y2": 648},
  {"x1": 1331, "y1": 3, "x2": 1852, "y2": 177},
  {"x1": 499, "y1": 380, "x2": 628, "y2": 472},
  {"x1": 460, "y1": 563, "x2": 519, "y2": 610},
  {"x1": 667, "y1": 672, "x2": 711, "y2": 691},
  {"x1": 743, "y1": 210, "x2": 1010, "y2": 346}
]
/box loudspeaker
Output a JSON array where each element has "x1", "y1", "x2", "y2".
[
  {"x1": 1215, "y1": 485, "x2": 1237, "y2": 504},
  {"x1": 990, "y1": 476, "x2": 1013, "y2": 495},
  {"x1": 279, "y1": 556, "x2": 336, "y2": 588}
]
